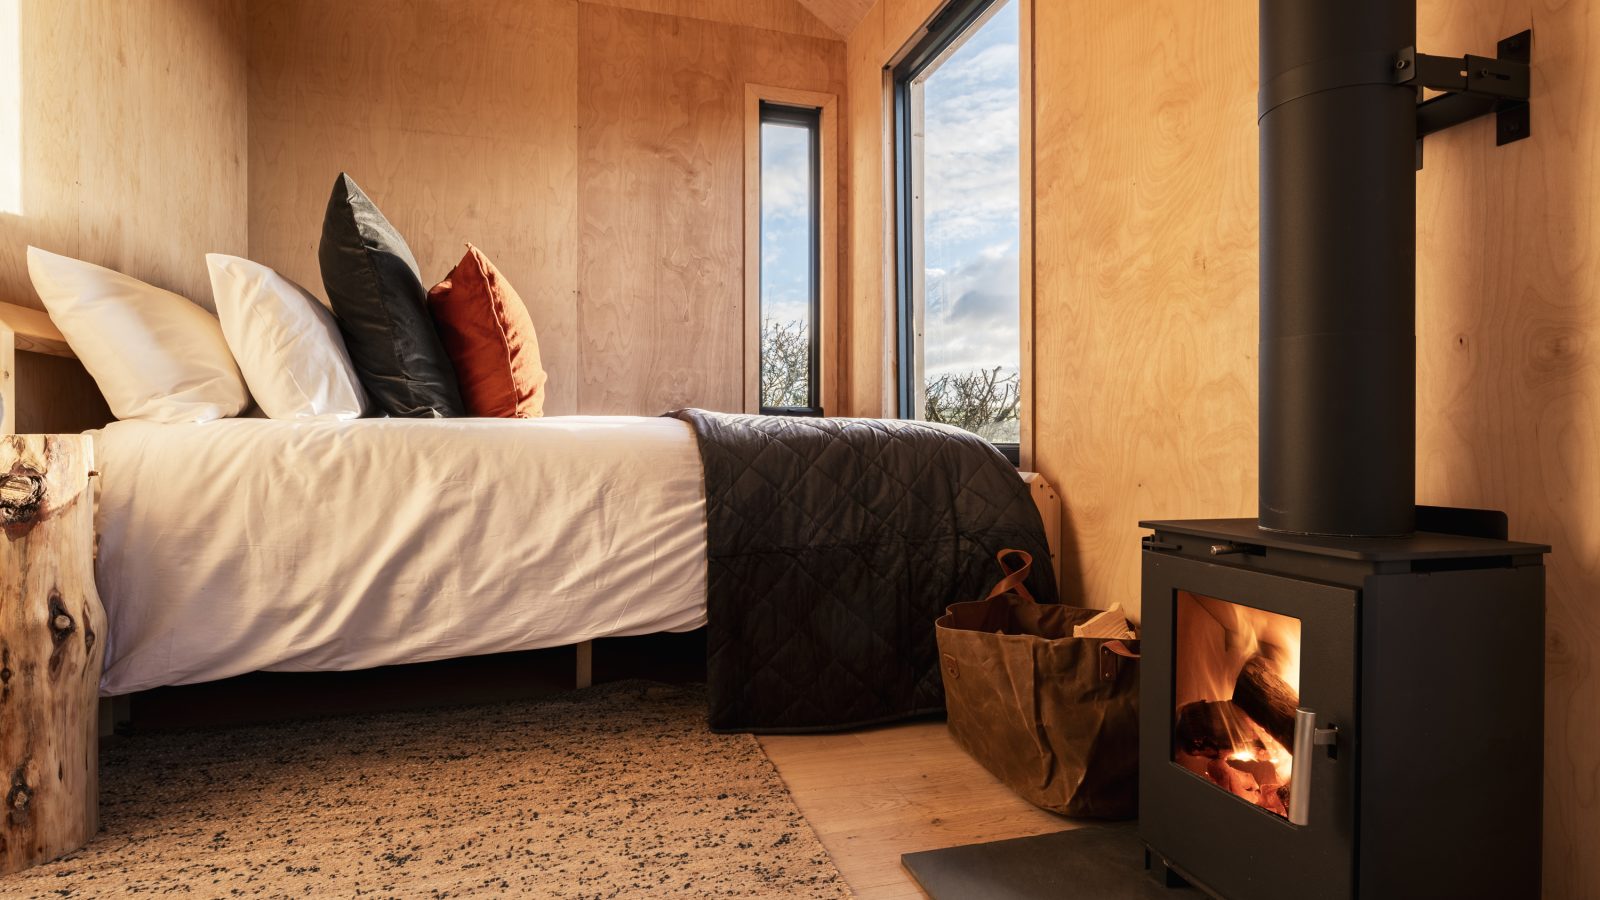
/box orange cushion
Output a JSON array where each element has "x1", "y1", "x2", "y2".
[{"x1": 426, "y1": 244, "x2": 547, "y2": 418}]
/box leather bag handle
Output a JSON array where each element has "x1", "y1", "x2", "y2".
[
  {"x1": 1099, "y1": 639, "x2": 1141, "y2": 682},
  {"x1": 984, "y1": 549, "x2": 1035, "y2": 603}
]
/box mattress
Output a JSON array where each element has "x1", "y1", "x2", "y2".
[{"x1": 91, "y1": 416, "x2": 709, "y2": 696}]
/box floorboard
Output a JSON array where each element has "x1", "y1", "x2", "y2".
[{"x1": 760, "y1": 721, "x2": 1079, "y2": 899}]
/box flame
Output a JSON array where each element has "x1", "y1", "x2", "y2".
[
  {"x1": 1173, "y1": 590, "x2": 1303, "y2": 815},
  {"x1": 1227, "y1": 732, "x2": 1293, "y2": 785}
]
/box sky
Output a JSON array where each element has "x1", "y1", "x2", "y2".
[
  {"x1": 760, "y1": 0, "x2": 1020, "y2": 391},
  {"x1": 918, "y1": 0, "x2": 1021, "y2": 382},
  {"x1": 760, "y1": 122, "x2": 814, "y2": 337}
]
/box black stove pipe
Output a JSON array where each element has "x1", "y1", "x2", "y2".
[{"x1": 1258, "y1": 0, "x2": 1417, "y2": 537}]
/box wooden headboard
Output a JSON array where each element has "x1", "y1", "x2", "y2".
[{"x1": 0, "y1": 302, "x2": 114, "y2": 435}]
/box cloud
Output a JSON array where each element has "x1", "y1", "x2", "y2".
[
  {"x1": 909, "y1": 0, "x2": 1022, "y2": 382},
  {"x1": 923, "y1": 248, "x2": 1020, "y2": 378},
  {"x1": 920, "y1": 26, "x2": 1020, "y2": 251},
  {"x1": 930, "y1": 40, "x2": 1019, "y2": 90},
  {"x1": 761, "y1": 124, "x2": 812, "y2": 222}
]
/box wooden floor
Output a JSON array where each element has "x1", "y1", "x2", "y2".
[{"x1": 760, "y1": 721, "x2": 1077, "y2": 899}]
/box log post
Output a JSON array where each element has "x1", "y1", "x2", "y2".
[{"x1": 0, "y1": 435, "x2": 104, "y2": 874}]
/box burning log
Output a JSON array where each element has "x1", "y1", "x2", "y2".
[
  {"x1": 1174, "y1": 700, "x2": 1237, "y2": 756},
  {"x1": 1226, "y1": 757, "x2": 1279, "y2": 788},
  {"x1": 1260, "y1": 783, "x2": 1289, "y2": 817},
  {"x1": 1232, "y1": 656, "x2": 1298, "y2": 749},
  {"x1": 1205, "y1": 758, "x2": 1261, "y2": 803}
]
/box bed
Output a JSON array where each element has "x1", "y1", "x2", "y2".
[
  {"x1": 2, "y1": 300, "x2": 1061, "y2": 732},
  {"x1": 91, "y1": 415, "x2": 710, "y2": 696}
]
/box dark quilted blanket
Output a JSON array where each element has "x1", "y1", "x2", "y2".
[{"x1": 669, "y1": 409, "x2": 1059, "y2": 733}]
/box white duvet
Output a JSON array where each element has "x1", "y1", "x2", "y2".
[{"x1": 91, "y1": 416, "x2": 709, "y2": 696}]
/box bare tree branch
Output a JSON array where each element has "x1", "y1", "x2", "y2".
[
  {"x1": 924, "y1": 366, "x2": 1020, "y2": 442},
  {"x1": 761, "y1": 317, "x2": 1020, "y2": 441},
  {"x1": 761, "y1": 318, "x2": 811, "y2": 408}
]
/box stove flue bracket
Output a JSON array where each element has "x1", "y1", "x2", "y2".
[{"x1": 1401, "y1": 30, "x2": 1532, "y2": 169}]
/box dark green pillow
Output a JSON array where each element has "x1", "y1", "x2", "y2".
[{"x1": 318, "y1": 173, "x2": 463, "y2": 418}]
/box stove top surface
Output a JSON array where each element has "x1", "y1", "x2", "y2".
[{"x1": 1140, "y1": 516, "x2": 1550, "y2": 562}]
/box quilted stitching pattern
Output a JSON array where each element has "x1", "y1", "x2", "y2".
[{"x1": 670, "y1": 410, "x2": 1059, "y2": 733}]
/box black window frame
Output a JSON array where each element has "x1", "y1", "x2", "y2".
[
  {"x1": 757, "y1": 102, "x2": 824, "y2": 418},
  {"x1": 891, "y1": 0, "x2": 1020, "y2": 465}
]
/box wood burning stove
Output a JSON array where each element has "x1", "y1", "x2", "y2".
[
  {"x1": 1139, "y1": 515, "x2": 1546, "y2": 899},
  {"x1": 1138, "y1": 1, "x2": 1547, "y2": 898}
]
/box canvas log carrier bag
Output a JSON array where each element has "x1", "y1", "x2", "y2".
[{"x1": 936, "y1": 549, "x2": 1139, "y2": 819}]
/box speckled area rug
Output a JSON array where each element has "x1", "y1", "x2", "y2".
[{"x1": 0, "y1": 682, "x2": 851, "y2": 899}]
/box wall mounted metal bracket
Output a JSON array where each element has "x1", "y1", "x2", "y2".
[{"x1": 1400, "y1": 30, "x2": 1531, "y2": 169}]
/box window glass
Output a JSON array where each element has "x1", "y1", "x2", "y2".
[
  {"x1": 900, "y1": 0, "x2": 1021, "y2": 445},
  {"x1": 759, "y1": 112, "x2": 819, "y2": 413}
]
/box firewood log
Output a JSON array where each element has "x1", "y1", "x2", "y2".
[
  {"x1": 0, "y1": 436, "x2": 104, "y2": 875},
  {"x1": 1205, "y1": 757, "x2": 1261, "y2": 802},
  {"x1": 1226, "y1": 757, "x2": 1279, "y2": 788},
  {"x1": 1174, "y1": 700, "x2": 1236, "y2": 756},
  {"x1": 1175, "y1": 751, "x2": 1213, "y2": 779},
  {"x1": 1232, "y1": 656, "x2": 1299, "y2": 749},
  {"x1": 1261, "y1": 783, "x2": 1289, "y2": 816}
]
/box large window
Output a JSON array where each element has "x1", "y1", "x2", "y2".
[
  {"x1": 758, "y1": 103, "x2": 822, "y2": 416},
  {"x1": 894, "y1": 0, "x2": 1022, "y2": 457}
]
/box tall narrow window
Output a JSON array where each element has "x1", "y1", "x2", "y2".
[
  {"x1": 894, "y1": 0, "x2": 1022, "y2": 457},
  {"x1": 759, "y1": 103, "x2": 822, "y2": 416}
]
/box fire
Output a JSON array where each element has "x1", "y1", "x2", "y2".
[
  {"x1": 1172, "y1": 591, "x2": 1303, "y2": 818},
  {"x1": 1228, "y1": 733, "x2": 1292, "y2": 785}
]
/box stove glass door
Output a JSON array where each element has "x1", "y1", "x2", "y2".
[{"x1": 1172, "y1": 591, "x2": 1302, "y2": 819}]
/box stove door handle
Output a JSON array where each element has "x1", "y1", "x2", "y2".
[
  {"x1": 1288, "y1": 707, "x2": 1340, "y2": 826},
  {"x1": 1289, "y1": 708, "x2": 1317, "y2": 825}
]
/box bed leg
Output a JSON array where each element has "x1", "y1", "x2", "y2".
[
  {"x1": 97, "y1": 698, "x2": 114, "y2": 739},
  {"x1": 97, "y1": 695, "x2": 131, "y2": 740},
  {"x1": 575, "y1": 640, "x2": 593, "y2": 689}
]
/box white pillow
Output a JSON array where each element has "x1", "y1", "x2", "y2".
[
  {"x1": 26, "y1": 247, "x2": 249, "y2": 424},
  {"x1": 205, "y1": 254, "x2": 368, "y2": 420}
]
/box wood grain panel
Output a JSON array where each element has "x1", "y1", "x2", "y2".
[
  {"x1": 0, "y1": 300, "x2": 107, "y2": 436},
  {"x1": 0, "y1": 0, "x2": 247, "y2": 313},
  {"x1": 794, "y1": 0, "x2": 876, "y2": 39},
  {"x1": 1413, "y1": 3, "x2": 1599, "y2": 896},
  {"x1": 13, "y1": 353, "x2": 111, "y2": 436},
  {"x1": 246, "y1": 0, "x2": 581, "y2": 414},
  {"x1": 843, "y1": 2, "x2": 888, "y2": 416},
  {"x1": 881, "y1": 0, "x2": 944, "y2": 59},
  {"x1": 577, "y1": 5, "x2": 845, "y2": 414},
  {"x1": 1029, "y1": 0, "x2": 1260, "y2": 604},
  {"x1": 839, "y1": 0, "x2": 943, "y2": 418},
  {"x1": 582, "y1": 0, "x2": 839, "y2": 40}
]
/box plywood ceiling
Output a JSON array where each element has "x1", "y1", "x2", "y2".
[{"x1": 795, "y1": 0, "x2": 874, "y2": 38}]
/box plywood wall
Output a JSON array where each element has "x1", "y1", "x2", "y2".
[
  {"x1": 247, "y1": 0, "x2": 844, "y2": 416},
  {"x1": 585, "y1": 0, "x2": 839, "y2": 40},
  {"x1": 843, "y1": 0, "x2": 1598, "y2": 891},
  {"x1": 841, "y1": 0, "x2": 942, "y2": 418},
  {"x1": 1030, "y1": 0, "x2": 1261, "y2": 612},
  {"x1": 246, "y1": 0, "x2": 582, "y2": 412},
  {"x1": 1414, "y1": 3, "x2": 1600, "y2": 895},
  {"x1": 0, "y1": 0, "x2": 247, "y2": 312},
  {"x1": 578, "y1": 5, "x2": 845, "y2": 414}
]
